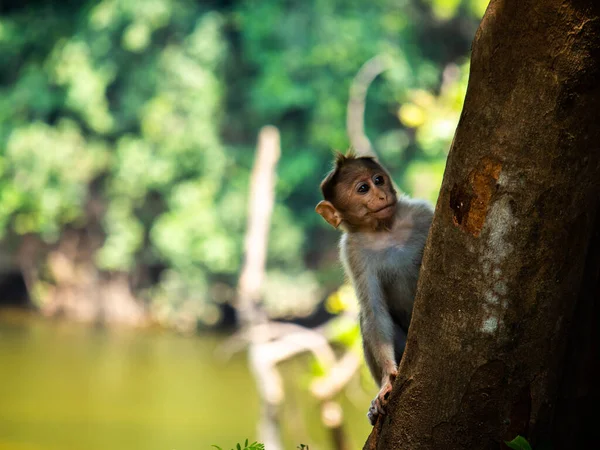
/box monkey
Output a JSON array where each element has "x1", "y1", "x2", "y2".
[{"x1": 315, "y1": 150, "x2": 433, "y2": 425}]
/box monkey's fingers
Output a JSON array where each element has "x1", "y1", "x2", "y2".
[
  {"x1": 367, "y1": 385, "x2": 392, "y2": 425},
  {"x1": 367, "y1": 379, "x2": 395, "y2": 425},
  {"x1": 367, "y1": 397, "x2": 386, "y2": 425}
]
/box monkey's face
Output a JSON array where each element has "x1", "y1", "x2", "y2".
[
  {"x1": 316, "y1": 158, "x2": 397, "y2": 232},
  {"x1": 336, "y1": 166, "x2": 397, "y2": 229}
]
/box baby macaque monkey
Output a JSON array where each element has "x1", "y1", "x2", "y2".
[{"x1": 316, "y1": 151, "x2": 433, "y2": 425}]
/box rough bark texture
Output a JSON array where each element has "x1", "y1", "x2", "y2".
[{"x1": 365, "y1": 0, "x2": 600, "y2": 448}]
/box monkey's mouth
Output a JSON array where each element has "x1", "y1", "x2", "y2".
[{"x1": 372, "y1": 204, "x2": 395, "y2": 215}]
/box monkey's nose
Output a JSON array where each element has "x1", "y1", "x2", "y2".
[{"x1": 374, "y1": 187, "x2": 386, "y2": 201}]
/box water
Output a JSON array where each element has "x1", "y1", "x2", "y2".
[{"x1": 0, "y1": 310, "x2": 373, "y2": 450}]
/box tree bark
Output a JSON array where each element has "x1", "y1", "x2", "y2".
[{"x1": 365, "y1": 0, "x2": 600, "y2": 448}]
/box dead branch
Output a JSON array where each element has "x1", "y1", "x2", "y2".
[
  {"x1": 236, "y1": 125, "x2": 281, "y2": 327},
  {"x1": 347, "y1": 55, "x2": 388, "y2": 158}
]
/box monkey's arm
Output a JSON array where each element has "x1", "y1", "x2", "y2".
[
  {"x1": 359, "y1": 274, "x2": 398, "y2": 383},
  {"x1": 358, "y1": 272, "x2": 399, "y2": 424}
]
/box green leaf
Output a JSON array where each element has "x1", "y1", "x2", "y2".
[
  {"x1": 211, "y1": 446, "x2": 223, "y2": 450},
  {"x1": 505, "y1": 435, "x2": 533, "y2": 450}
]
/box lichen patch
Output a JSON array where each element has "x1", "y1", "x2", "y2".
[
  {"x1": 481, "y1": 316, "x2": 499, "y2": 334},
  {"x1": 479, "y1": 197, "x2": 517, "y2": 335}
]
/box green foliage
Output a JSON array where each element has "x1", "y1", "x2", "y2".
[
  {"x1": 1, "y1": 0, "x2": 233, "y2": 325},
  {"x1": 212, "y1": 439, "x2": 265, "y2": 450},
  {"x1": 0, "y1": 0, "x2": 489, "y2": 325},
  {"x1": 1, "y1": 120, "x2": 108, "y2": 241},
  {"x1": 505, "y1": 436, "x2": 533, "y2": 450},
  {"x1": 230, "y1": 0, "x2": 479, "y2": 236}
]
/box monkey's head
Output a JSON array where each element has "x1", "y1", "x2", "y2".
[{"x1": 315, "y1": 150, "x2": 397, "y2": 232}]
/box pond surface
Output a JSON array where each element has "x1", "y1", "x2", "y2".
[{"x1": 0, "y1": 310, "x2": 373, "y2": 450}]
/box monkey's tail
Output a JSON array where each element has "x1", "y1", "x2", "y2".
[{"x1": 346, "y1": 55, "x2": 389, "y2": 159}]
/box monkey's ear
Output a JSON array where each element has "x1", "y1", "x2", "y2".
[{"x1": 315, "y1": 200, "x2": 342, "y2": 229}]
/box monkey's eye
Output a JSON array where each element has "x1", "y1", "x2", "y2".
[
  {"x1": 357, "y1": 183, "x2": 370, "y2": 194},
  {"x1": 373, "y1": 175, "x2": 385, "y2": 185}
]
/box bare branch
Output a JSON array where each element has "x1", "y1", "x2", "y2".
[
  {"x1": 236, "y1": 125, "x2": 281, "y2": 326},
  {"x1": 347, "y1": 55, "x2": 388, "y2": 158},
  {"x1": 311, "y1": 350, "x2": 361, "y2": 400},
  {"x1": 235, "y1": 125, "x2": 282, "y2": 450},
  {"x1": 218, "y1": 321, "x2": 336, "y2": 366}
]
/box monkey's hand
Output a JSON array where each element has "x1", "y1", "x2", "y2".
[{"x1": 367, "y1": 369, "x2": 397, "y2": 425}]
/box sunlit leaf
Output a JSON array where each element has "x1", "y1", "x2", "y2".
[{"x1": 505, "y1": 436, "x2": 533, "y2": 450}]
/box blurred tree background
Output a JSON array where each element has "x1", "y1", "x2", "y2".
[
  {"x1": 0, "y1": 0, "x2": 486, "y2": 329},
  {"x1": 0, "y1": 0, "x2": 487, "y2": 447}
]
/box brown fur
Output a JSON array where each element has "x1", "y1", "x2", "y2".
[{"x1": 317, "y1": 151, "x2": 397, "y2": 232}]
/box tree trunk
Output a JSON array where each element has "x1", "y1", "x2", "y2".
[
  {"x1": 236, "y1": 126, "x2": 283, "y2": 450},
  {"x1": 365, "y1": 0, "x2": 600, "y2": 448}
]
